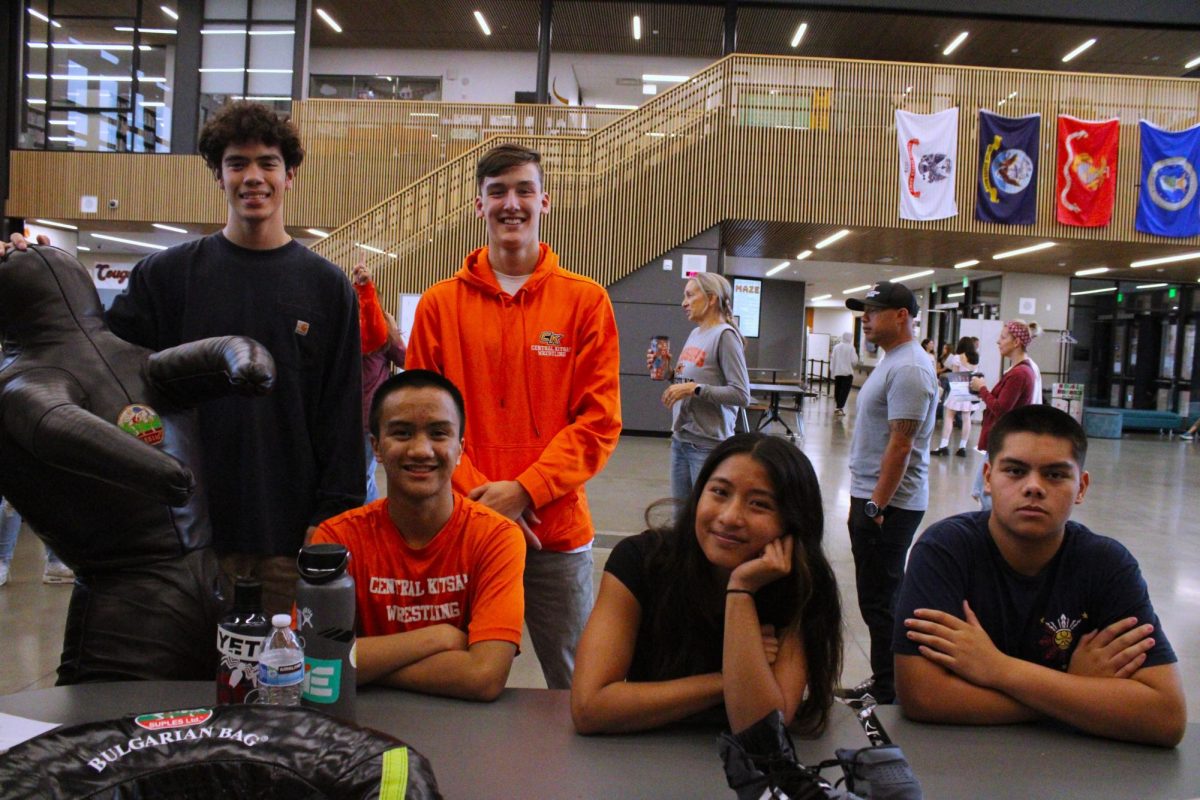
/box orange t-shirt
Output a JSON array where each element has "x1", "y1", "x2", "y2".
[{"x1": 312, "y1": 496, "x2": 525, "y2": 647}]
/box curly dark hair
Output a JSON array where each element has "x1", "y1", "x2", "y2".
[
  {"x1": 197, "y1": 101, "x2": 305, "y2": 178},
  {"x1": 639, "y1": 433, "x2": 843, "y2": 737}
]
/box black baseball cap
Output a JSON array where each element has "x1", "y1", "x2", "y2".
[{"x1": 845, "y1": 281, "x2": 919, "y2": 316}]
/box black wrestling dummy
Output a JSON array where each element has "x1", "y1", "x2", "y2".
[{"x1": 0, "y1": 245, "x2": 275, "y2": 684}]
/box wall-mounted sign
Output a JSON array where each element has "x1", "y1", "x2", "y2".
[{"x1": 732, "y1": 277, "x2": 761, "y2": 338}]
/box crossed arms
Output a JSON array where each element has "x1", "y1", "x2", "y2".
[
  {"x1": 357, "y1": 626, "x2": 517, "y2": 702},
  {"x1": 896, "y1": 602, "x2": 1186, "y2": 747}
]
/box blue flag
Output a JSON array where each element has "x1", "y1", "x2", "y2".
[
  {"x1": 976, "y1": 111, "x2": 1040, "y2": 225},
  {"x1": 1136, "y1": 120, "x2": 1200, "y2": 238}
]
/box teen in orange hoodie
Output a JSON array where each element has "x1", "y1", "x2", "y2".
[{"x1": 407, "y1": 143, "x2": 621, "y2": 689}]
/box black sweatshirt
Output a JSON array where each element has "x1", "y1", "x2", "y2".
[{"x1": 107, "y1": 233, "x2": 364, "y2": 555}]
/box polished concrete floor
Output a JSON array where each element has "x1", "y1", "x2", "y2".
[{"x1": 1, "y1": 391, "x2": 1197, "y2": 717}]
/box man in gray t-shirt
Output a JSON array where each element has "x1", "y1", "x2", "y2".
[{"x1": 841, "y1": 281, "x2": 937, "y2": 704}]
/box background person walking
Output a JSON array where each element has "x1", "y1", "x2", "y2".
[{"x1": 659, "y1": 273, "x2": 750, "y2": 501}]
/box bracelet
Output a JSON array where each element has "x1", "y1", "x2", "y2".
[{"x1": 726, "y1": 588, "x2": 755, "y2": 596}]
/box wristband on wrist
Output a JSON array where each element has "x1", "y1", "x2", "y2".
[{"x1": 726, "y1": 588, "x2": 755, "y2": 596}]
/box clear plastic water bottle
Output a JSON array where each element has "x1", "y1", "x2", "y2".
[{"x1": 257, "y1": 613, "x2": 305, "y2": 706}]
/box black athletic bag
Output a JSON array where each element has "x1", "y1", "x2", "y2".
[{"x1": 0, "y1": 703, "x2": 441, "y2": 799}]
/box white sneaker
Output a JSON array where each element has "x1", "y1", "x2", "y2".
[
  {"x1": 43, "y1": 561, "x2": 75, "y2": 584},
  {"x1": 0, "y1": 561, "x2": 9, "y2": 587},
  {"x1": 1181, "y1": 433, "x2": 1195, "y2": 441}
]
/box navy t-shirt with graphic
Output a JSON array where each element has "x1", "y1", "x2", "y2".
[{"x1": 893, "y1": 511, "x2": 1176, "y2": 671}]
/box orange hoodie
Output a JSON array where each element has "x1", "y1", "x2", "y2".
[{"x1": 406, "y1": 244, "x2": 622, "y2": 552}]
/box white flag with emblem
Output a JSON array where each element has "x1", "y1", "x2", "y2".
[{"x1": 896, "y1": 107, "x2": 959, "y2": 221}]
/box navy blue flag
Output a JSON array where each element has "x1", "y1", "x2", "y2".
[
  {"x1": 1136, "y1": 120, "x2": 1200, "y2": 238},
  {"x1": 976, "y1": 110, "x2": 1040, "y2": 225}
]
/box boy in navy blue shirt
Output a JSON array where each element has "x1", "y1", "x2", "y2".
[{"x1": 894, "y1": 405, "x2": 1186, "y2": 746}]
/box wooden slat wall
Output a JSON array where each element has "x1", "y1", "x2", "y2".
[
  {"x1": 315, "y1": 54, "x2": 1200, "y2": 313},
  {"x1": 5, "y1": 100, "x2": 625, "y2": 227},
  {"x1": 289, "y1": 100, "x2": 626, "y2": 227},
  {"x1": 10, "y1": 54, "x2": 1200, "y2": 308}
]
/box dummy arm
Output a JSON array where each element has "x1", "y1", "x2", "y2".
[
  {"x1": 1, "y1": 370, "x2": 195, "y2": 506},
  {"x1": 145, "y1": 336, "x2": 276, "y2": 409}
]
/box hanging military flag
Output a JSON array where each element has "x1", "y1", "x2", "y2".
[
  {"x1": 977, "y1": 110, "x2": 1040, "y2": 225},
  {"x1": 1055, "y1": 115, "x2": 1119, "y2": 227},
  {"x1": 1135, "y1": 120, "x2": 1200, "y2": 238},
  {"x1": 896, "y1": 107, "x2": 959, "y2": 221}
]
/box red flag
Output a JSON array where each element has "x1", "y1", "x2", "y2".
[{"x1": 1056, "y1": 115, "x2": 1119, "y2": 227}]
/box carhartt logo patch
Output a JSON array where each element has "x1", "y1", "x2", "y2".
[{"x1": 295, "y1": 320, "x2": 310, "y2": 336}]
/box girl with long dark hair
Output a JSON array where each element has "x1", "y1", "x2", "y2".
[{"x1": 571, "y1": 433, "x2": 842, "y2": 736}]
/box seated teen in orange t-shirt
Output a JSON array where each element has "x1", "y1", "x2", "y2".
[{"x1": 312, "y1": 370, "x2": 525, "y2": 701}]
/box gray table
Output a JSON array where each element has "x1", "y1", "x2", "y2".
[
  {"x1": 0, "y1": 683, "x2": 867, "y2": 799},
  {"x1": 2, "y1": 684, "x2": 1197, "y2": 798},
  {"x1": 871, "y1": 706, "x2": 1200, "y2": 800}
]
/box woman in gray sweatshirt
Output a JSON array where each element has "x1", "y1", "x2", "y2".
[{"x1": 660, "y1": 273, "x2": 751, "y2": 501}]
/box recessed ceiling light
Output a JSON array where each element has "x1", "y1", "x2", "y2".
[
  {"x1": 1187, "y1": 55, "x2": 1200, "y2": 70},
  {"x1": 1070, "y1": 286, "x2": 1117, "y2": 296},
  {"x1": 896, "y1": 269, "x2": 934, "y2": 281},
  {"x1": 1136, "y1": 283, "x2": 1168, "y2": 290},
  {"x1": 947, "y1": 292, "x2": 964, "y2": 298},
  {"x1": 76, "y1": 245, "x2": 91, "y2": 251},
  {"x1": 1062, "y1": 38, "x2": 1096, "y2": 63},
  {"x1": 114, "y1": 27, "x2": 175, "y2": 34},
  {"x1": 632, "y1": 15, "x2": 641, "y2": 40},
  {"x1": 307, "y1": 228, "x2": 330, "y2": 237},
  {"x1": 596, "y1": 103, "x2": 637, "y2": 110},
  {"x1": 790, "y1": 23, "x2": 807, "y2": 48},
  {"x1": 91, "y1": 233, "x2": 168, "y2": 251},
  {"x1": 993, "y1": 242, "x2": 1056, "y2": 260},
  {"x1": 811, "y1": 294, "x2": 831, "y2": 301},
  {"x1": 815, "y1": 229, "x2": 850, "y2": 249},
  {"x1": 152, "y1": 223, "x2": 187, "y2": 234},
  {"x1": 1130, "y1": 251, "x2": 1200, "y2": 268},
  {"x1": 842, "y1": 284, "x2": 872, "y2": 294},
  {"x1": 315, "y1": 7, "x2": 342, "y2": 33},
  {"x1": 28, "y1": 7, "x2": 62, "y2": 27},
  {"x1": 34, "y1": 218, "x2": 77, "y2": 230},
  {"x1": 1074, "y1": 267, "x2": 1108, "y2": 276},
  {"x1": 473, "y1": 10, "x2": 495, "y2": 35},
  {"x1": 795, "y1": 249, "x2": 813, "y2": 260},
  {"x1": 642, "y1": 83, "x2": 657, "y2": 95},
  {"x1": 943, "y1": 32, "x2": 969, "y2": 56},
  {"x1": 642, "y1": 74, "x2": 688, "y2": 83},
  {"x1": 160, "y1": 5, "x2": 178, "y2": 20},
  {"x1": 767, "y1": 261, "x2": 790, "y2": 277},
  {"x1": 954, "y1": 259, "x2": 979, "y2": 269}
]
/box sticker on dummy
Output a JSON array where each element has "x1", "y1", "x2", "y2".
[
  {"x1": 295, "y1": 320, "x2": 311, "y2": 336},
  {"x1": 116, "y1": 404, "x2": 165, "y2": 447},
  {"x1": 531, "y1": 330, "x2": 571, "y2": 358},
  {"x1": 134, "y1": 708, "x2": 214, "y2": 731}
]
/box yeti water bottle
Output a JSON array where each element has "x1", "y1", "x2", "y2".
[{"x1": 295, "y1": 543, "x2": 357, "y2": 720}]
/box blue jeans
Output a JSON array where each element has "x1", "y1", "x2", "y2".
[
  {"x1": 0, "y1": 499, "x2": 65, "y2": 566},
  {"x1": 972, "y1": 456, "x2": 992, "y2": 511},
  {"x1": 671, "y1": 438, "x2": 714, "y2": 502},
  {"x1": 364, "y1": 432, "x2": 380, "y2": 504},
  {"x1": 0, "y1": 499, "x2": 20, "y2": 564}
]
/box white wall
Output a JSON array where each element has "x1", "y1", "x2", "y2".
[{"x1": 811, "y1": 307, "x2": 853, "y2": 339}]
